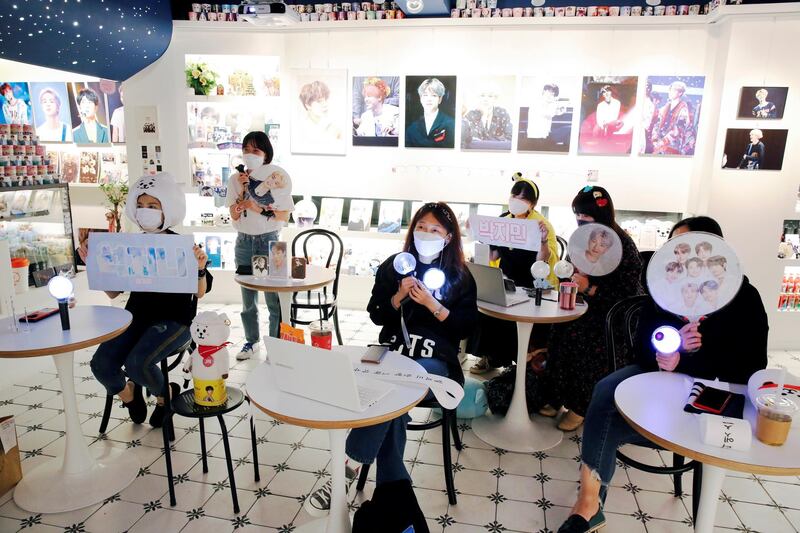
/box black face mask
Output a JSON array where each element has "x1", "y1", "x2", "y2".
[{"x1": 577, "y1": 219, "x2": 592, "y2": 227}]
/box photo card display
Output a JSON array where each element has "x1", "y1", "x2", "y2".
[
  {"x1": 737, "y1": 86, "x2": 788, "y2": 119},
  {"x1": 291, "y1": 69, "x2": 347, "y2": 155},
  {"x1": 640, "y1": 76, "x2": 705, "y2": 156},
  {"x1": 721, "y1": 128, "x2": 789, "y2": 171},
  {"x1": 269, "y1": 241, "x2": 289, "y2": 279},
  {"x1": 518, "y1": 76, "x2": 578, "y2": 153},
  {"x1": 577, "y1": 76, "x2": 639, "y2": 155},
  {"x1": 404, "y1": 75, "x2": 457, "y2": 149},
  {"x1": 352, "y1": 76, "x2": 401, "y2": 147},
  {"x1": 460, "y1": 75, "x2": 515, "y2": 152}
]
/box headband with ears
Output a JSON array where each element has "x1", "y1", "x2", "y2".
[{"x1": 512, "y1": 172, "x2": 540, "y2": 200}]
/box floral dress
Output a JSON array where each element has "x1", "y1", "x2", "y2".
[{"x1": 540, "y1": 230, "x2": 644, "y2": 416}]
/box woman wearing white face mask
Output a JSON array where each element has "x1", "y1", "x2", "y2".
[
  {"x1": 304, "y1": 202, "x2": 478, "y2": 518},
  {"x1": 225, "y1": 131, "x2": 292, "y2": 361},
  {"x1": 469, "y1": 175, "x2": 559, "y2": 375},
  {"x1": 90, "y1": 173, "x2": 212, "y2": 428}
]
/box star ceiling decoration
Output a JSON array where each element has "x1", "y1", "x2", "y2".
[{"x1": 0, "y1": 0, "x2": 173, "y2": 81}]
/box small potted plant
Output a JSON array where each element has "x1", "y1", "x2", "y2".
[
  {"x1": 186, "y1": 61, "x2": 219, "y2": 96},
  {"x1": 100, "y1": 182, "x2": 129, "y2": 233}
]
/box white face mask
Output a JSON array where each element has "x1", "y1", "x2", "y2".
[
  {"x1": 243, "y1": 154, "x2": 264, "y2": 171},
  {"x1": 135, "y1": 207, "x2": 163, "y2": 232},
  {"x1": 414, "y1": 231, "x2": 447, "y2": 258},
  {"x1": 508, "y1": 197, "x2": 531, "y2": 216}
]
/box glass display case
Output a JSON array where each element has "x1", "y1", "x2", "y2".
[{"x1": 0, "y1": 183, "x2": 76, "y2": 288}]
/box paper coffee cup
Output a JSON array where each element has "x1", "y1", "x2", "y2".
[
  {"x1": 11, "y1": 257, "x2": 29, "y2": 294},
  {"x1": 310, "y1": 320, "x2": 333, "y2": 350}
]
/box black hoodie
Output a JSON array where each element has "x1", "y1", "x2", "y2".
[{"x1": 634, "y1": 276, "x2": 768, "y2": 384}]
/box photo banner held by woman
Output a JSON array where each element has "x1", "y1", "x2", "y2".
[{"x1": 567, "y1": 223, "x2": 622, "y2": 277}]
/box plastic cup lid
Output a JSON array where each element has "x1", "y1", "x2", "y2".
[{"x1": 756, "y1": 393, "x2": 798, "y2": 413}]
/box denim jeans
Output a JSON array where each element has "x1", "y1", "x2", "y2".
[
  {"x1": 90, "y1": 320, "x2": 190, "y2": 397},
  {"x1": 235, "y1": 231, "x2": 281, "y2": 342},
  {"x1": 346, "y1": 357, "x2": 449, "y2": 486},
  {"x1": 580, "y1": 364, "x2": 650, "y2": 491}
]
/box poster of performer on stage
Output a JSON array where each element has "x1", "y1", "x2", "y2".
[
  {"x1": 640, "y1": 76, "x2": 705, "y2": 156},
  {"x1": 577, "y1": 76, "x2": 638, "y2": 155}
]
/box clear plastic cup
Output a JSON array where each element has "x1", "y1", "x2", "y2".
[
  {"x1": 309, "y1": 320, "x2": 333, "y2": 350},
  {"x1": 755, "y1": 393, "x2": 797, "y2": 446}
]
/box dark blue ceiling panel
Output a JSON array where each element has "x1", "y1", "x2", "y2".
[{"x1": 0, "y1": 1, "x2": 173, "y2": 81}]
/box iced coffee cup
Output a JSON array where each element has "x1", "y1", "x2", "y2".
[
  {"x1": 309, "y1": 320, "x2": 333, "y2": 350},
  {"x1": 755, "y1": 393, "x2": 797, "y2": 446}
]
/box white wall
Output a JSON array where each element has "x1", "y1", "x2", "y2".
[
  {"x1": 147, "y1": 25, "x2": 711, "y2": 212},
  {"x1": 701, "y1": 18, "x2": 800, "y2": 349}
]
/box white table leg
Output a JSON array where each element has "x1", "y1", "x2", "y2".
[
  {"x1": 472, "y1": 322, "x2": 563, "y2": 452},
  {"x1": 278, "y1": 291, "x2": 292, "y2": 328},
  {"x1": 13, "y1": 352, "x2": 140, "y2": 513},
  {"x1": 295, "y1": 429, "x2": 351, "y2": 533},
  {"x1": 694, "y1": 464, "x2": 726, "y2": 533}
]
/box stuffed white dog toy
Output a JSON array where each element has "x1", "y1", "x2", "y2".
[{"x1": 183, "y1": 311, "x2": 231, "y2": 406}]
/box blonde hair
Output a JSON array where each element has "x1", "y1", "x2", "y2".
[{"x1": 749, "y1": 129, "x2": 763, "y2": 140}]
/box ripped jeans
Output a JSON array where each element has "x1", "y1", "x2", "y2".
[
  {"x1": 580, "y1": 364, "x2": 650, "y2": 496},
  {"x1": 345, "y1": 357, "x2": 449, "y2": 486},
  {"x1": 90, "y1": 320, "x2": 191, "y2": 397}
]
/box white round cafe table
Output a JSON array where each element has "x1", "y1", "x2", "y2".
[
  {"x1": 615, "y1": 371, "x2": 800, "y2": 533},
  {"x1": 472, "y1": 296, "x2": 587, "y2": 452},
  {"x1": 0, "y1": 305, "x2": 140, "y2": 513},
  {"x1": 235, "y1": 264, "x2": 336, "y2": 331},
  {"x1": 246, "y1": 346, "x2": 428, "y2": 533}
]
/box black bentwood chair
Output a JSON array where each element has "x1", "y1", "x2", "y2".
[
  {"x1": 355, "y1": 372, "x2": 464, "y2": 505},
  {"x1": 605, "y1": 295, "x2": 702, "y2": 522},
  {"x1": 290, "y1": 228, "x2": 345, "y2": 345}
]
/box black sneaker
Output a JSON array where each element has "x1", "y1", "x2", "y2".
[
  {"x1": 123, "y1": 383, "x2": 147, "y2": 424},
  {"x1": 304, "y1": 464, "x2": 360, "y2": 517},
  {"x1": 149, "y1": 383, "x2": 180, "y2": 428}
]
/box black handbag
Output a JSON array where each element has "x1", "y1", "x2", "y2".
[{"x1": 352, "y1": 479, "x2": 430, "y2": 533}]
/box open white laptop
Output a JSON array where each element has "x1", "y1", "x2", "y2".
[
  {"x1": 264, "y1": 336, "x2": 394, "y2": 412},
  {"x1": 467, "y1": 262, "x2": 529, "y2": 307}
]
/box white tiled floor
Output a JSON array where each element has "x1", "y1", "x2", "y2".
[{"x1": 1, "y1": 303, "x2": 799, "y2": 532}]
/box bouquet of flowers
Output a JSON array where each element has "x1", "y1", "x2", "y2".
[
  {"x1": 186, "y1": 62, "x2": 218, "y2": 96},
  {"x1": 100, "y1": 182, "x2": 128, "y2": 233}
]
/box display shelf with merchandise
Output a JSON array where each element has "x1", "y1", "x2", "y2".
[
  {"x1": 0, "y1": 183, "x2": 77, "y2": 290},
  {"x1": 778, "y1": 266, "x2": 800, "y2": 313}
]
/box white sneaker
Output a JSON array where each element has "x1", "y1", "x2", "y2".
[{"x1": 236, "y1": 342, "x2": 260, "y2": 361}]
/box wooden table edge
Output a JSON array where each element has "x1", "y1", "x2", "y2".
[
  {"x1": 477, "y1": 302, "x2": 588, "y2": 324},
  {"x1": 235, "y1": 275, "x2": 335, "y2": 294},
  {"x1": 0, "y1": 318, "x2": 132, "y2": 359},
  {"x1": 247, "y1": 388, "x2": 429, "y2": 430},
  {"x1": 615, "y1": 399, "x2": 800, "y2": 476}
]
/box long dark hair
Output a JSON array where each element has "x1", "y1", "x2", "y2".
[
  {"x1": 403, "y1": 202, "x2": 467, "y2": 296},
  {"x1": 242, "y1": 131, "x2": 274, "y2": 164},
  {"x1": 571, "y1": 185, "x2": 625, "y2": 239}
]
